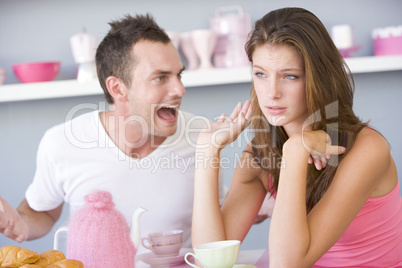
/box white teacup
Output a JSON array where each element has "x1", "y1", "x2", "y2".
[
  {"x1": 141, "y1": 230, "x2": 183, "y2": 257},
  {"x1": 185, "y1": 240, "x2": 240, "y2": 268}
]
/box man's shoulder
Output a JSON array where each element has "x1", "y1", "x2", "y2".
[{"x1": 43, "y1": 110, "x2": 98, "y2": 143}]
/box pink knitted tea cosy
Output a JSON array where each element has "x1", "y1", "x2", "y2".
[{"x1": 67, "y1": 190, "x2": 136, "y2": 268}]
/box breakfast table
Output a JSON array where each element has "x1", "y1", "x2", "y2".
[{"x1": 135, "y1": 248, "x2": 269, "y2": 267}]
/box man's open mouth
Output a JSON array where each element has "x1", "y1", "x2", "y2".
[{"x1": 156, "y1": 104, "x2": 179, "y2": 121}]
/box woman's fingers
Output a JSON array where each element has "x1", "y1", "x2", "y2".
[
  {"x1": 217, "y1": 113, "x2": 226, "y2": 123},
  {"x1": 229, "y1": 102, "x2": 242, "y2": 121},
  {"x1": 313, "y1": 157, "x2": 323, "y2": 170},
  {"x1": 230, "y1": 100, "x2": 251, "y2": 123},
  {"x1": 309, "y1": 148, "x2": 345, "y2": 170},
  {"x1": 242, "y1": 100, "x2": 252, "y2": 120},
  {"x1": 204, "y1": 101, "x2": 251, "y2": 149},
  {"x1": 326, "y1": 145, "x2": 346, "y2": 155}
]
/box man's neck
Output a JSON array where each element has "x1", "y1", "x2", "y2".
[{"x1": 99, "y1": 111, "x2": 166, "y2": 159}]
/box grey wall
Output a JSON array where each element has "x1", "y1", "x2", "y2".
[{"x1": 1, "y1": 0, "x2": 401, "y2": 253}]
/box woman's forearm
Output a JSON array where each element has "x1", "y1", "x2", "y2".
[
  {"x1": 192, "y1": 147, "x2": 226, "y2": 246},
  {"x1": 269, "y1": 139, "x2": 311, "y2": 266}
]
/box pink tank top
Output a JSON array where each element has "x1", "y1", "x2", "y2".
[{"x1": 314, "y1": 182, "x2": 402, "y2": 267}]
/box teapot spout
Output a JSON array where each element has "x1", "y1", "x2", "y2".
[{"x1": 130, "y1": 207, "x2": 147, "y2": 248}]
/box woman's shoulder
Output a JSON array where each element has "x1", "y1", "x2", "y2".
[
  {"x1": 342, "y1": 126, "x2": 396, "y2": 197},
  {"x1": 347, "y1": 126, "x2": 391, "y2": 166},
  {"x1": 354, "y1": 127, "x2": 390, "y2": 153},
  {"x1": 352, "y1": 127, "x2": 398, "y2": 197}
]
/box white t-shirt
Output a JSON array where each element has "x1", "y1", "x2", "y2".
[{"x1": 26, "y1": 110, "x2": 226, "y2": 254}]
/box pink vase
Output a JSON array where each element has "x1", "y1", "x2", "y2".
[
  {"x1": 167, "y1": 31, "x2": 180, "y2": 50},
  {"x1": 191, "y1": 29, "x2": 217, "y2": 69},
  {"x1": 180, "y1": 32, "x2": 199, "y2": 70}
]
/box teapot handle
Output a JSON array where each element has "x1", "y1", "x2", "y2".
[{"x1": 53, "y1": 226, "x2": 69, "y2": 251}]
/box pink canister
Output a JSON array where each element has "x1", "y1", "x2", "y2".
[
  {"x1": 210, "y1": 5, "x2": 252, "y2": 68},
  {"x1": 372, "y1": 26, "x2": 402, "y2": 56}
]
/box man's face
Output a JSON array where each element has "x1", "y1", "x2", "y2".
[{"x1": 126, "y1": 40, "x2": 185, "y2": 139}]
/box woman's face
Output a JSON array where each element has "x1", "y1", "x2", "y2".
[{"x1": 252, "y1": 43, "x2": 308, "y2": 136}]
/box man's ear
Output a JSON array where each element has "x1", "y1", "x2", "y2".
[{"x1": 105, "y1": 76, "x2": 129, "y2": 102}]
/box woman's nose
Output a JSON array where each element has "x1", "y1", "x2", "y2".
[{"x1": 268, "y1": 79, "x2": 281, "y2": 99}]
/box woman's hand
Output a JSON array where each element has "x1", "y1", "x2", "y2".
[
  {"x1": 292, "y1": 130, "x2": 346, "y2": 170},
  {"x1": 197, "y1": 100, "x2": 252, "y2": 152}
]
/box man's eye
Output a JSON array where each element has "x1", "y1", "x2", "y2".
[{"x1": 155, "y1": 76, "x2": 164, "y2": 82}]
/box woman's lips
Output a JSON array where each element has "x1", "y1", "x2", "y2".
[{"x1": 266, "y1": 106, "x2": 287, "y2": 116}]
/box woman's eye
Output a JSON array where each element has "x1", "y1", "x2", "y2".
[
  {"x1": 285, "y1": 74, "x2": 298, "y2": 80},
  {"x1": 255, "y1": 72, "x2": 265, "y2": 78}
]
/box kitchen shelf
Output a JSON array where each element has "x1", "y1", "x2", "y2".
[{"x1": 1, "y1": 55, "x2": 401, "y2": 103}]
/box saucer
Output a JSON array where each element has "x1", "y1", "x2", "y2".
[{"x1": 138, "y1": 248, "x2": 192, "y2": 267}]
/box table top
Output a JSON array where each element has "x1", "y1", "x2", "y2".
[
  {"x1": 237, "y1": 249, "x2": 266, "y2": 264},
  {"x1": 135, "y1": 249, "x2": 267, "y2": 268}
]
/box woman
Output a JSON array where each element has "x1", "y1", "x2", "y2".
[{"x1": 192, "y1": 7, "x2": 402, "y2": 267}]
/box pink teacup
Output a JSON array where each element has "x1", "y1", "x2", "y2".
[{"x1": 141, "y1": 230, "x2": 183, "y2": 257}]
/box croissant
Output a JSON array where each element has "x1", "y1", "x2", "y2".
[
  {"x1": 0, "y1": 246, "x2": 40, "y2": 267},
  {"x1": 19, "y1": 265, "x2": 42, "y2": 268},
  {"x1": 31, "y1": 250, "x2": 65, "y2": 268},
  {"x1": 47, "y1": 259, "x2": 83, "y2": 268}
]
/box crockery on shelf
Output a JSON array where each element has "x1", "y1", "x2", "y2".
[
  {"x1": 191, "y1": 29, "x2": 217, "y2": 70},
  {"x1": 210, "y1": 5, "x2": 251, "y2": 68},
  {"x1": 0, "y1": 68, "x2": 5, "y2": 85},
  {"x1": 12, "y1": 61, "x2": 60, "y2": 83},
  {"x1": 372, "y1": 25, "x2": 402, "y2": 56},
  {"x1": 180, "y1": 32, "x2": 199, "y2": 70}
]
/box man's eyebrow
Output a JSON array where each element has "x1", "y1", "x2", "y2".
[{"x1": 151, "y1": 66, "x2": 185, "y2": 75}]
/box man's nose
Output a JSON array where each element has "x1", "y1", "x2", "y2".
[{"x1": 169, "y1": 79, "x2": 186, "y2": 97}]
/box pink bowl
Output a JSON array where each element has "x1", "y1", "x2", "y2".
[{"x1": 12, "y1": 61, "x2": 60, "y2": 83}]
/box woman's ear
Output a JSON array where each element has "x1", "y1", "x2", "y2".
[{"x1": 105, "y1": 76, "x2": 129, "y2": 102}]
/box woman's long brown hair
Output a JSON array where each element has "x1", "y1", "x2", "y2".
[{"x1": 245, "y1": 7, "x2": 367, "y2": 211}]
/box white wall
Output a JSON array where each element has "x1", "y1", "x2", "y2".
[{"x1": 1, "y1": 0, "x2": 401, "y2": 253}]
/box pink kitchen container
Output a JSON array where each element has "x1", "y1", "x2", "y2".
[
  {"x1": 210, "y1": 5, "x2": 251, "y2": 68},
  {"x1": 372, "y1": 26, "x2": 402, "y2": 56},
  {"x1": 12, "y1": 61, "x2": 60, "y2": 83}
]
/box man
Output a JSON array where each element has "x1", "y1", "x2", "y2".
[{"x1": 0, "y1": 14, "x2": 226, "y2": 254}]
